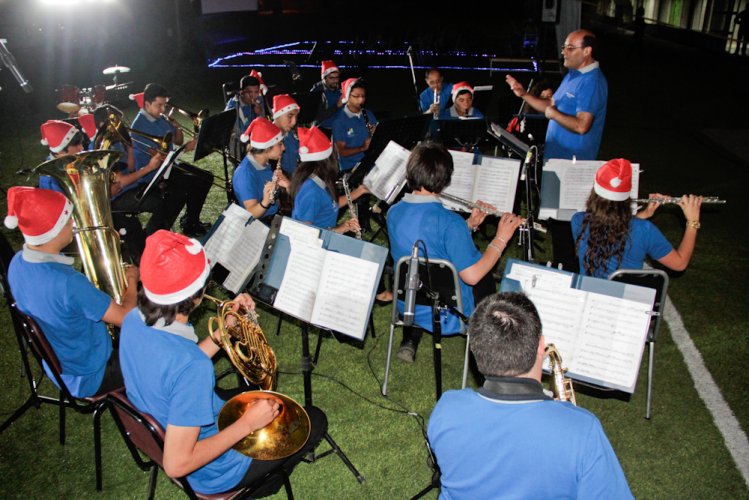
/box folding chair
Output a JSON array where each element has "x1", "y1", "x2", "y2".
[
  {"x1": 382, "y1": 257, "x2": 470, "y2": 401},
  {"x1": 6, "y1": 303, "x2": 112, "y2": 490},
  {"x1": 608, "y1": 268, "x2": 669, "y2": 420},
  {"x1": 222, "y1": 81, "x2": 239, "y2": 106},
  {"x1": 108, "y1": 388, "x2": 295, "y2": 500}
]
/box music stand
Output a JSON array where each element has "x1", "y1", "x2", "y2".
[
  {"x1": 291, "y1": 90, "x2": 324, "y2": 126},
  {"x1": 437, "y1": 117, "x2": 490, "y2": 151},
  {"x1": 194, "y1": 109, "x2": 237, "y2": 204},
  {"x1": 135, "y1": 144, "x2": 186, "y2": 209},
  {"x1": 471, "y1": 85, "x2": 494, "y2": 119}
]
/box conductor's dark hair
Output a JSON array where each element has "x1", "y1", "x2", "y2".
[
  {"x1": 137, "y1": 283, "x2": 207, "y2": 327},
  {"x1": 469, "y1": 292, "x2": 543, "y2": 377},
  {"x1": 240, "y1": 75, "x2": 260, "y2": 90},
  {"x1": 582, "y1": 33, "x2": 599, "y2": 60},
  {"x1": 425, "y1": 67, "x2": 443, "y2": 79},
  {"x1": 143, "y1": 83, "x2": 169, "y2": 104},
  {"x1": 406, "y1": 141, "x2": 453, "y2": 193}
]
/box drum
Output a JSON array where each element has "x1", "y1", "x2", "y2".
[
  {"x1": 92, "y1": 84, "x2": 107, "y2": 106},
  {"x1": 57, "y1": 84, "x2": 81, "y2": 115}
]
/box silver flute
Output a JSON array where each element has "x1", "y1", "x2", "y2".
[
  {"x1": 439, "y1": 192, "x2": 504, "y2": 216},
  {"x1": 633, "y1": 196, "x2": 726, "y2": 204},
  {"x1": 341, "y1": 174, "x2": 362, "y2": 240}
]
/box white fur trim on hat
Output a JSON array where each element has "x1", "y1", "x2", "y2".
[
  {"x1": 299, "y1": 144, "x2": 333, "y2": 162},
  {"x1": 272, "y1": 103, "x2": 300, "y2": 120},
  {"x1": 22, "y1": 199, "x2": 74, "y2": 246},
  {"x1": 594, "y1": 181, "x2": 631, "y2": 201},
  {"x1": 143, "y1": 254, "x2": 210, "y2": 305}
]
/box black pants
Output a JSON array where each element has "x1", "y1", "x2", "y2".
[
  {"x1": 169, "y1": 162, "x2": 214, "y2": 227},
  {"x1": 93, "y1": 348, "x2": 124, "y2": 397}
]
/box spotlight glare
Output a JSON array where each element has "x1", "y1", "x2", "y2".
[{"x1": 39, "y1": 0, "x2": 116, "y2": 5}]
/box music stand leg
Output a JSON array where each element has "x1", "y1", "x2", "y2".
[
  {"x1": 431, "y1": 296, "x2": 443, "y2": 402},
  {"x1": 299, "y1": 323, "x2": 365, "y2": 482},
  {"x1": 222, "y1": 149, "x2": 233, "y2": 205}
]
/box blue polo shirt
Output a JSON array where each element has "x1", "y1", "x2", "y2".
[
  {"x1": 119, "y1": 310, "x2": 251, "y2": 494},
  {"x1": 428, "y1": 385, "x2": 633, "y2": 499},
  {"x1": 225, "y1": 95, "x2": 257, "y2": 132},
  {"x1": 419, "y1": 83, "x2": 453, "y2": 114},
  {"x1": 130, "y1": 108, "x2": 176, "y2": 180},
  {"x1": 280, "y1": 131, "x2": 300, "y2": 174},
  {"x1": 545, "y1": 62, "x2": 608, "y2": 161},
  {"x1": 571, "y1": 212, "x2": 673, "y2": 278},
  {"x1": 292, "y1": 175, "x2": 338, "y2": 229},
  {"x1": 331, "y1": 106, "x2": 377, "y2": 171},
  {"x1": 387, "y1": 193, "x2": 482, "y2": 334},
  {"x1": 9, "y1": 247, "x2": 113, "y2": 398},
  {"x1": 232, "y1": 154, "x2": 278, "y2": 217}
]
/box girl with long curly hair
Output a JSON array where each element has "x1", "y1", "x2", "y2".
[{"x1": 572, "y1": 158, "x2": 703, "y2": 278}]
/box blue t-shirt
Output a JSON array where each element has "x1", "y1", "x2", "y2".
[
  {"x1": 439, "y1": 106, "x2": 484, "y2": 120},
  {"x1": 280, "y1": 131, "x2": 300, "y2": 174},
  {"x1": 419, "y1": 83, "x2": 453, "y2": 114},
  {"x1": 130, "y1": 109, "x2": 177, "y2": 184},
  {"x1": 428, "y1": 387, "x2": 633, "y2": 500},
  {"x1": 119, "y1": 310, "x2": 251, "y2": 494},
  {"x1": 9, "y1": 247, "x2": 112, "y2": 397},
  {"x1": 232, "y1": 154, "x2": 278, "y2": 217},
  {"x1": 545, "y1": 62, "x2": 608, "y2": 161},
  {"x1": 571, "y1": 212, "x2": 673, "y2": 278},
  {"x1": 387, "y1": 194, "x2": 482, "y2": 334},
  {"x1": 331, "y1": 107, "x2": 377, "y2": 171},
  {"x1": 292, "y1": 176, "x2": 338, "y2": 229},
  {"x1": 225, "y1": 95, "x2": 257, "y2": 132}
]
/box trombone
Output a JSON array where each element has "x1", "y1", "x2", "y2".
[{"x1": 163, "y1": 102, "x2": 209, "y2": 139}]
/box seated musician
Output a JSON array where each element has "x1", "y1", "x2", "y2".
[
  {"x1": 572, "y1": 158, "x2": 703, "y2": 278},
  {"x1": 225, "y1": 72, "x2": 266, "y2": 160},
  {"x1": 387, "y1": 141, "x2": 522, "y2": 363},
  {"x1": 439, "y1": 82, "x2": 484, "y2": 120},
  {"x1": 126, "y1": 83, "x2": 214, "y2": 237},
  {"x1": 310, "y1": 60, "x2": 342, "y2": 128},
  {"x1": 5, "y1": 187, "x2": 138, "y2": 398},
  {"x1": 271, "y1": 94, "x2": 301, "y2": 175},
  {"x1": 290, "y1": 126, "x2": 366, "y2": 234},
  {"x1": 38, "y1": 119, "x2": 86, "y2": 194},
  {"x1": 119, "y1": 230, "x2": 324, "y2": 495},
  {"x1": 331, "y1": 77, "x2": 377, "y2": 173},
  {"x1": 419, "y1": 67, "x2": 453, "y2": 116},
  {"x1": 232, "y1": 117, "x2": 290, "y2": 222},
  {"x1": 428, "y1": 292, "x2": 633, "y2": 499}
]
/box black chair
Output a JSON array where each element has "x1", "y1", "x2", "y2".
[
  {"x1": 5, "y1": 303, "x2": 112, "y2": 490},
  {"x1": 382, "y1": 257, "x2": 469, "y2": 401},
  {"x1": 221, "y1": 81, "x2": 238, "y2": 106},
  {"x1": 108, "y1": 388, "x2": 296, "y2": 500},
  {"x1": 608, "y1": 268, "x2": 669, "y2": 420}
]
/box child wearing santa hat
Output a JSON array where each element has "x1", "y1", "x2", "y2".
[
  {"x1": 271, "y1": 94, "x2": 301, "y2": 175},
  {"x1": 37, "y1": 119, "x2": 86, "y2": 194},
  {"x1": 310, "y1": 60, "x2": 343, "y2": 126},
  {"x1": 225, "y1": 72, "x2": 266, "y2": 160},
  {"x1": 5, "y1": 186, "x2": 139, "y2": 397},
  {"x1": 571, "y1": 158, "x2": 703, "y2": 278},
  {"x1": 119, "y1": 230, "x2": 325, "y2": 495},
  {"x1": 439, "y1": 81, "x2": 484, "y2": 120},
  {"x1": 331, "y1": 77, "x2": 377, "y2": 173}
]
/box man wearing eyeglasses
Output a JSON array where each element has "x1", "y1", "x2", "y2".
[{"x1": 505, "y1": 29, "x2": 607, "y2": 162}]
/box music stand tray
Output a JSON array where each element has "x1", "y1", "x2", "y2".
[
  {"x1": 437, "y1": 117, "x2": 490, "y2": 150},
  {"x1": 194, "y1": 109, "x2": 237, "y2": 163},
  {"x1": 292, "y1": 90, "x2": 324, "y2": 126}
]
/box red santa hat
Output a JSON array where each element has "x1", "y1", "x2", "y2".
[
  {"x1": 77, "y1": 113, "x2": 98, "y2": 141},
  {"x1": 240, "y1": 117, "x2": 283, "y2": 149},
  {"x1": 249, "y1": 69, "x2": 268, "y2": 95},
  {"x1": 594, "y1": 158, "x2": 633, "y2": 202},
  {"x1": 140, "y1": 230, "x2": 211, "y2": 305},
  {"x1": 340, "y1": 77, "x2": 361, "y2": 104},
  {"x1": 272, "y1": 94, "x2": 300, "y2": 120},
  {"x1": 4, "y1": 187, "x2": 74, "y2": 246},
  {"x1": 451, "y1": 81, "x2": 474, "y2": 102},
  {"x1": 321, "y1": 60, "x2": 339, "y2": 79},
  {"x1": 129, "y1": 92, "x2": 144, "y2": 109},
  {"x1": 298, "y1": 127, "x2": 333, "y2": 162},
  {"x1": 40, "y1": 120, "x2": 79, "y2": 154}
]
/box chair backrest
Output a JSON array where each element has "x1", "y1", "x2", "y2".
[
  {"x1": 221, "y1": 81, "x2": 238, "y2": 105},
  {"x1": 608, "y1": 268, "x2": 669, "y2": 342},
  {"x1": 392, "y1": 256, "x2": 464, "y2": 330},
  {"x1": 13, "y1": 304, "x2": 66, "y2": 382},
  {"x1": 108, "y1": 389, "x2": 166, "y2": 469}
]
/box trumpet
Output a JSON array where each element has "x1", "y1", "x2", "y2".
[
  {"x1": 438, "y1": 192, "x2": 503, "y2": 217},
  {"x1": 633, "y1": 196, "x2": 726, "y2": 205},
  {"x1": 341, "y1": 173, "x2": 362, "y2": 239}
]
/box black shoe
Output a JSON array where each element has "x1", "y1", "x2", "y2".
[
  {"x1": 397, "y1": 340, "x2": 417, "y2": 363},
  {"x1": 182, "y1": 221, "x2": 211, "y2": 238}
]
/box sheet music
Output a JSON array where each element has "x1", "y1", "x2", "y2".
[
  {"x1": 139, "y1": 144, "x2": 185, "y2": 199},
  {"x1": 279, "y1": 217, "x2": 322, "y2": 246},
  {"x1": 524, "y1": 287, "x2": 586, "y2": 364},
  {"x1": 472, "y1": 156, "x2": 520, "y2": 213},
  {"x1": 362, "y1": 140, "x2": 411, "y2": 202},
  {"x1": 507, "y1": 262, "x2": 573, "y2": 290},
  {"x1": 273, "y1": 242, "x2": 327, "y2": 321},
  {"x1": 310, "y1": 251, "x2": 379, "y2": 340},
  {"x1": 441, "y1": 150, "x2": 477, "y2": 211},
  {"x1": 556, "y1": 160, "x2": 641, "y2": 210},
  {"x1": 569, "y1": 294, "x2": 651, "y2": 391}
]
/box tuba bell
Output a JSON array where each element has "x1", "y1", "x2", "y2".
[
  {"x1": 205, "y1": 294, "x2": 310, "y2": 460},
  {"x1": 33, "y1": 150, "x2": 128, "y2": 305},
  {"x1": 545, "y1": 343, "x2": 577, "y2": 405}
]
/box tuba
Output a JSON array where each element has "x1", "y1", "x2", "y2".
[
  {"x1": 545, "y1": 343, "x2": 577, "y2": 405},
  {"x1": 34, "y1": 150, "x2": 128, "y2": 305},
  {"x1": 205, "y1": 295, "x2": 310, "y2": 460}
]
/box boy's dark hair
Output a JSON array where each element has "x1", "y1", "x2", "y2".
[
  {"x1": 240, "y1": 75, "x2": 260, "y2": 90},
  {"x1": 143, "y1": 83, "x2": 169, "y2": 104},
  {"x1": 406, "y1": 141, "x2": 453, "y2": 193},
  {"x1": 137, "y1": 284, "x2": 206, "y2": 327}
]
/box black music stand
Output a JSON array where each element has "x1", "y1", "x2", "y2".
[
  {"x1": 194, "y1": 109, "x2": 238, "y2": 204},
  {"x1": 135, "y1": 144, "x2": 187, "y2": 208},
  {"x1": 437, "y1": 117, "x2": 490, "y2": 151},
  {"x1": 471, "y1": 85, "x2": 494, "y2": 120},
  {"x1": 291, "y1": 90, "x2": 324, "y2": 126}
]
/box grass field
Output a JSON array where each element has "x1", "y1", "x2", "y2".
[{"x1": 1, "y1": 24, "x2": 748, "y2": 499}]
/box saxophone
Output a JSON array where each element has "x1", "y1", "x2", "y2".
[{"x1": 545, "y1": 343, "x2": 577, "y2": 405}]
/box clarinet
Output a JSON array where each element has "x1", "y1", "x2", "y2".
[
  {"x1": 341, "y1": 173, "x2": 362, "y2": 240},
  {"x1": 361, "y1": 107, "x2": 375, "y2": 137}
]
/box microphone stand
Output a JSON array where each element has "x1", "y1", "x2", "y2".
[{"x1": 406, "y1": 45, "x2": 421, "y2": 114}]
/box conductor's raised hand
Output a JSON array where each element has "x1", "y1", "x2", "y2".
[
  {"x1": 496, "y1": 212, "x2": 524, "y2": 243},
  {"x1": 239, "y1": 396, "x2": 281, "y2": 435},
  {"x1": 505, "y1": 75, "x2": 526, "y2": 97}
]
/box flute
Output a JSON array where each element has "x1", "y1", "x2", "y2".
[
  {"x1": 341, "y1": 174, "x2": 362, "y2": 239},
  {"x1": 439, "y1": 192, "x2": 503, "y2": 216},
  {"x1": 633, "y1": 196, "x2": 726, "y2": 204},
  {"x1": 433, "y1": 89, "x2": 440, "y2": 119}
]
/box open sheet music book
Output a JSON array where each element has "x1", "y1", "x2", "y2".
[
  {"x1": 501, "y1": 259, "x2": 656, "y2": 393},
  {"x1": 203, "y1": 204, "x2": 269, "y2": 293},
  {"x1": 273, "y1": 237, "x2": 380, "y2": 341},
  {"x1": 539, "y1": 159, "x2": 640, "y2": 221},
  {"x1": 362, "y1": 140, "x2": 411, "y2": 204},
  {"x1": 441, "y1": 150, "x2": 521, "y2": 213}
]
